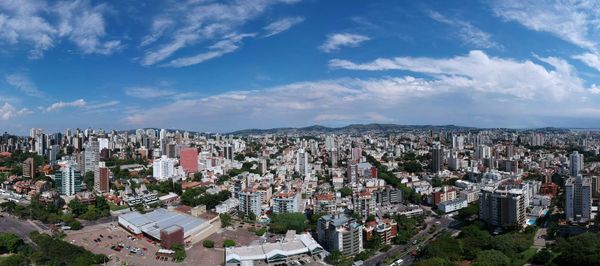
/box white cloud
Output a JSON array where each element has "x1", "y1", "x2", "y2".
[
  {"x1": 329, "y1": 50, "x2": 585, "y2": 101},
  {"x1": 45, "y1": 99, "x2": 86, "y2": 112},
  {"x1": 125, "y1": 86, "x2": 176, "y2": 99},
  {"x1": 492, "y1": 0, "x2": 600, "y2": 51},
  {"x1": 263, "y1": 16, "x2": 304, "y2": 37},
  {"x1": 123, "y1": 49, "x2": 597, "y2": 131},
  {"x1": 0, "y1": 102, "x2": 32, "y2": 120},
  {"x1": 320, "y1": 33, "x2": 370, "y2": 53},
  {"x1": 164, "y1": 33, "x2": 255, "y2": 67},
  {"x1": 428, "y1": 11, "x2": 498, "y2": 49},
  {"x1": 140, "y1": 0, "x2": 299, "y2": 67},
  {"x1": 573, "y1": 52, "x2": 600, "y2": 72},
  {"x1": 0, "y1": 0, "x2": 120, "y2": 57},
  {"x1": 5, "y1": 74, "x2": 43, "y2": 97}
]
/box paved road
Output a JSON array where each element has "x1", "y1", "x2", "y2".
[
  {"x1": 0, "y1": 212, "x2": 50, "y2": 243},
  {"x1": 364, "y1": 216, "x2": 455, "y2": 266}
]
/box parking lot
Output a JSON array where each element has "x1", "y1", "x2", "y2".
[{"x1": 65, "y1": 222, "x2": 180, "y2": 266}]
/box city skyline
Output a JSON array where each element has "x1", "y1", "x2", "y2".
[{"x1": 4, "y1": 0, "x2": 600, "y2": 134}]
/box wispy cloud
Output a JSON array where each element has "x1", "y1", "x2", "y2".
[
  {"x1": 428, "y1": 11, "x2": 498, "y2": 49},
  {"x1": 163, "y1": 33, "x2": 256, "y2": 68},
  {"x1": 123, "y1": 51, "x2": 600, "y2": 130},
  {"x1": 125, "y1": 86, "x2": 176, "y2": 99},
  {"x1": 263, "y1": 17, "x2": 304, "y2": 37},
  {"x1": 320, "y1": 33, "x2": 370, "y2": 53},
  {"x1": 5, "y1": 74, "x2": 44, "y2": 97},
  {"x1": 0, "y1": 0, "x2": 120, "y2": 58},
  {"x1": 45, "y1": 99, "x2": 87, "y2": 112},
  {"x1": 491, "y1": 0, "x2": 600, "y2": 71},
  {"x1": 140, "y1": 0, "x2": 299, "y2": 67},
  {"x1": 0, "y1": 103, "x2": 32, "y2": 120}
]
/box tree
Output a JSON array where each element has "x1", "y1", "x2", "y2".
[
  {"x1": 171, "y1": 243, "x2": 186, "y2": 262},
  {"x1": 532, "y1": 248, "x2": 554, "y2": 265},
  {"x1": 269, "y1": 213, "x2": 307, "y2": 234},
  {"x1": 223, "y1": 239, "x2": 235, "y2": 247},
  {"x1": 472, "y1": 250, "x2": 510, "y2": 266},
  {"x1": 339, "y1": 187, "x2": 353, "y2": 198},
  {"x1": 202, "y1": 240, "x2": 214, "y2": 248},
  {"x1": 0, "y1": 233, "x2": 25, "y2": 254},
  {"x1": 220, "y1": 213, "x2": 232, "y2": 228},
  {"x1": 83, "y1": 171, "x2": 94, "y2": 191},
  {"x1": 414, "y1": 257, "x2": 451, "y2": 266},
  {"x1": 79, "y1": 206, "x2": 98, "y2": 220},
  {"x1": 68, "y1": 199, "x2": 87, "y2": 217}
]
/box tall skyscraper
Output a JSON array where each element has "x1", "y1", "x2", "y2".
[
  {"x1": 569, "y1": 151, "x2": 584, "y2": 177},
  {"x1": 84, "y1": 139, "x2": 99, "y2": 175},
  {"x1": 296, "y1": 148, "x2": 309, "y2": 177},
  {"x1": 223, "y1": 144, "x2": 233, "y2": 160},
  {"x1": 22, "y1": 157, "x2": 35, "y2": 178},
  {"x1": 55, "y1": 159, "x2": 82, "y2": 196},
  {"x1": 317, "y1": 214, "x2": 363, "y2": 257},
  {"x1": 153, "y1": 155, "x2": 178, "y2": 180},
  {"x1": 180, "y1": 147, "x2": 199, "y2": 174},
  {"x1": 431, "y1": 143, "x2": 443, "y2": 173},
  {"x1": 565, "y1": 174, "x2": 592, "y2": 222},
  {"x1": 479, "y1": 186, "x2": 526, "y2": 228},
  {"x1": 95, "y1": 162, "x2": 110, "y2": 193}
]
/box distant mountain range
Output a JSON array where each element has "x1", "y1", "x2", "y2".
[
  {"x1": 115, "y1": 124, "x2": 573, "y2": 136},
  {"x1": 227, "y1": 124, "x2": 479, "y2": 135}
]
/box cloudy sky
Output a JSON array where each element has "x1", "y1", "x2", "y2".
[{"x1": 2, "y1": 0, "x2": 600, "y2": 134}]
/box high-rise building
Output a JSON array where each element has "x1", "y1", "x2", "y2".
[
  {"x1": 152, "y1": 155, "x2": 178, "y2": 181},
  {"x1": 325, "y1": 136, "x2": 336, "y2": 151},
  {"x1": 238, "y1": 188, "x2": 261, "y2": 218},
  {"x1": 272, "y1": 190, "x2": 301, "y2": 214},
  {"x1": 431, "y1": 143, "x2": 443, "y2": 173},
  {"x1": 55, "y1": 159, "x2": 82, "y2": 196},
  {"x1": 475, "y1": 145, "x2": 491, "y2": 160},
  {"x1": 95, "y1": 162, "x2": 110, "y2": 193},
  {"x1": 22, "y1": 157, "x2": 35, "y2": 178},
  {"x1": 479, "y1": 187, "x2": 526, "y2": 228},
  {"x1": 569, "y1": 151, "x2": 584, "y2": 177},
  {"x1": 296, "y1": 148, "x2": 309, "y2": 177},
  {"x1": 223, "y1": 144, "x2": 233, "y2": 160},
  {"x1": 317, "y1": 214, "x2": 363, "y2": 256},
  {"x1": 84, "y1": 139, "x2": 99, "y2": 175},
  {"x1": 347, "y1": 163, "x2": 358, "y2": 184},
  {"x1": 351, "y1": 147, "x2": 362, "y2": 162},
  {"x1": 48, "y1": 145, "x2": 59, "y2": 164},
  {"x1": 565, "y1": 174, "x2": 592, "y2": 222},
  {"x1": 354, "y1": 192, "x2": 376, "y2": 219},
  {"x1": 180, "y1": 147, "x2": 199, "y2": 174}
]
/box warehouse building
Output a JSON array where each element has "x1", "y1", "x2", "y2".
[{"x1": 118, "y1": 208, "x2": 211, "y2": 247}]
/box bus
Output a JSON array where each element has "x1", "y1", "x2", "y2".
[{"x1": 389, "y1": 259, "x2": 403, "y2": 266}]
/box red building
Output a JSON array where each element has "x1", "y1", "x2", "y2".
[
  {"x1": 180, "y1": 148, "x2": 199, "y2": 174},
  {"x1": 97, "y1": 167, "x2": 110, "y2": 193},
  {"x1": 160, "y1": 225, "x2": 184, "y2": 249}
]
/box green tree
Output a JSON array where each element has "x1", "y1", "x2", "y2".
[
  {"x1": 532, "y1": 248, "x2": 554, "y2": 265},
  {"x1": 0, "y1": 233, "x2": 25, "y2": 254},
  {"x1": 202, "y1": 240, "x2": 214, "y2": 248},
  {"x1": 171, "y1": 243, "x2": 186, "y2": 262},
  {"x1": 472, "y1": 250, "x2": 510, "y2": 266},
  {"x1": 220, "y1": 213, "x2": 232, "y2": 228},
  {"x1": 67, "y1": 199, "x2": 87, "y2": 217},
  {"x1": 269, "y1": 213, "x2": 307, "y2": 234},
  {"x1": 339, "y1": 187, "x2": 353, "y2": 198},
  {"x1": 83, "y1": 171, "x2": 94, "y2": 191},
  {"x1": 223, "y1": 239, "x2": 235, "y2": 247}
]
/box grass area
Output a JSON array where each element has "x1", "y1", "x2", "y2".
[
  {"x1": 108, "y1": 202, "x2": 128, "y2": 211},
  {"x1": 510, "y1": 247, "x2": 537, "y2": 266}
]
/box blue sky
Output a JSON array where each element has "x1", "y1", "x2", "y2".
[{"x1": 2, "y1": 0, "x2": 600, "y2": 134}]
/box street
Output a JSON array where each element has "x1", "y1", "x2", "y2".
[{"x1": 364, "y1": 216, "x2": 455, "y2": 266}]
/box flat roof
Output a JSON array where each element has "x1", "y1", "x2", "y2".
[{"x1": 119, "y1": 208, "x2": 209, "y2": 240}]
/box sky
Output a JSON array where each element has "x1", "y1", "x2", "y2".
[{"x1": 3, "y1": 0, "x2": 600, "y2": 134}]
